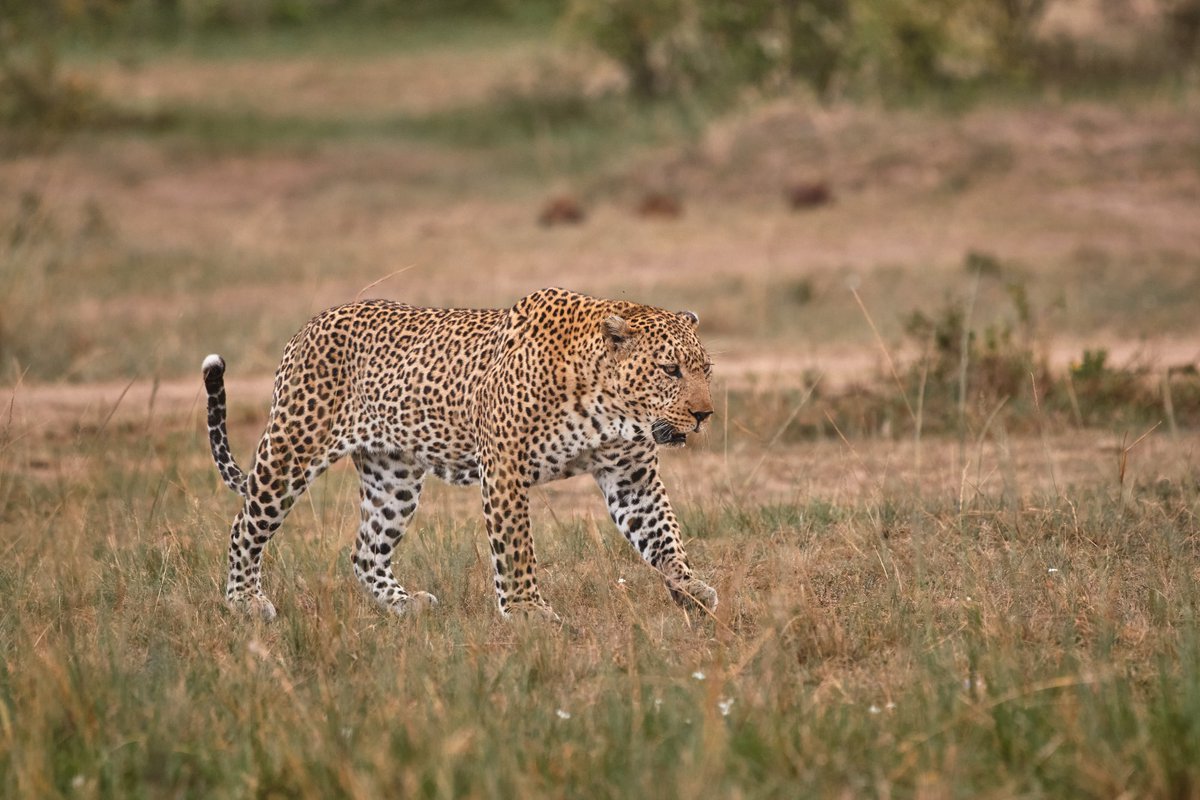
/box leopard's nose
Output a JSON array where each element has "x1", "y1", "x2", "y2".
[{"x1": 691, "y1": 410, "x2": 713, "y2": 426}]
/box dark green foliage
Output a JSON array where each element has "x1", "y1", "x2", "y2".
[
  {"x1": 567, "y1": 0, "x2": 853, "y2": 100},
  {"x1": 900, "y1": 281, "x2": 1045, "y2": 425},
  {"x1": 568, "y1": 0, "x2": 1199, "y2": 103},
  {"x1": 1067, "y1": 350, "x2": 1153, "y2": 427},
  {"x1": 1165, "y1": 0, "x2": 1200, "y2": 65},
  {"x1": 780, "y1": 0, "x2": 850, "y2": 96},
  {"x1": 565, "y1": 0, "x2": 682, "y2": 100},
  {"x1": 0, "y1": 31, "x2": 106, "y2": 129},
  {"x1": 1, "y1": 0, "x2": 560, "y2": 36},
  {"x1": 692, "y1": 0, "x2": 851, "y2": 97}
]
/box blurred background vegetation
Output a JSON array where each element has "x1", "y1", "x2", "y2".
[
  {"x1": 1, "y1": 0, "x2": 1198, "y2": 434},
  {"x1": 3, "y1": 0, "x2": 1200, "y2": 131}
]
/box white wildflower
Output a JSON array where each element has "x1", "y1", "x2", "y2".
[
  {"x1": 718, "y1": 697, "x2": 734, "y2": 717},
  {"x1": 1047, "y1": 567, "x2": 1060, "y2": 574},
  {"x1": 556, "y1": 709, "x2": 571, "y2": 720},
  {"x1": 691, "y1": 671, "x2": 706, "y2": 681},
  {"x1": 868, "y1": 704, "x2": 881, "y2": 714}
]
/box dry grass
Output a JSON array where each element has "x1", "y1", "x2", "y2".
[
  {"x1": 1, "y1": 391, "x2": 1199, "y2": 797},
  {"x1": 90, "y1": 44, "x2": 552, "y2": 120},
  {"x1": 3, "y1": 15, "x2": 1200, "y2": 797}
]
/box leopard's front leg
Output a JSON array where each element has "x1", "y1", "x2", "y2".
[
  {"x1": 594, "y1": 448, "x2": 718, "y2": 612},
  {"x1": 480, "y1": 455, "x2": 561, "y2": 623}
]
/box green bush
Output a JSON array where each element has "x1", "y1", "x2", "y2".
[
  {"x1": 564, "y1": 0, "x2": 685, "y2": 99},
  {"x1": 899, "y1": 283, "x2": 1046, "y2": 431},
  {"x1": 1164, "y1": 0, "x2": 1200, "y2": 68},
  {"x1": 0, "y1": 0, "x2": 546, "y2": 39},
  {"x1": 1067, "y1": 349, "x2": 1151, "y2": 426},
  {"x1": 568, "y1": 0, "x2": 1198, "y2": 102},
  {"x1": 566, "y1": 0, "x2": 852, "y2": 99},
  {"x1": 0, "y1": 27, "x2": 107, "y2": 131}
]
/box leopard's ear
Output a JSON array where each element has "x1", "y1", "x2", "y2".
[
  {"x1": 604, "y1": 315, "x2": 634, "y2": 349},
  {"x1": 678, "y1": 310, "x2": 699, "y2": 328}
]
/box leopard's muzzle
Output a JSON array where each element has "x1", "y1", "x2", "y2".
[{"x1": 652, "y1": 419, "x2": 689, "y2": 447}]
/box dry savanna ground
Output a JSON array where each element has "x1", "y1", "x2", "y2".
[{"x1": 2, "y1": 15, "x2": 1200, "y2": 799}]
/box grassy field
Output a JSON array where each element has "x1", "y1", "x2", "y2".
[
  {"x1": 2, "y1": 401, "x2": 1199, "y2": 797},
  {"x1": 2, "y1": 7, "x2": 1200, "y2": 798}
]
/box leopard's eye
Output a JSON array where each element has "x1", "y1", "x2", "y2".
[{"x1": 660, "y1": 364, "x2": 683, "y2": 379}]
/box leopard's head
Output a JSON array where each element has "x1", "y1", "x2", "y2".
[{"x1": 603, "y1": 307, "x2": 714, "y2": 447}]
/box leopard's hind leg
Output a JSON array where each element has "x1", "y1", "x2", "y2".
[
  {"x1": 225, "y1": 416, "x2": 341, "y2": 620},
  {"x1": 351, "y1": 452, "x2": 436, "y2": 615}
]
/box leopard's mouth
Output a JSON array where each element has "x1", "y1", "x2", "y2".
[{"x1": 652, "y1": 420, "x2": 688, "y2": 447}]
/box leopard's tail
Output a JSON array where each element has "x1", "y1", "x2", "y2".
[{"x1": 202, "y1": 354, "x2": 249, "y2": 498}]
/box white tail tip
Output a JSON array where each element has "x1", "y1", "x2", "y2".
[{"x1": 202, "y1": 354, "x2": 224, "y2": 373}]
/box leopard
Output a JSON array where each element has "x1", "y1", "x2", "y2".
[{"x1": 202, "y1": 287, "x2": 718, "y2": 623}]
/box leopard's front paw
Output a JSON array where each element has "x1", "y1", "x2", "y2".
[
  {"x1": 387, "y1": 591, "x2": 439, "y2": 616},
  {"x1": 503, "y1": 600, "x2": 562, "y2": 625},
  {"x1": 669, "y1": 578, "x2": 718, "y2": 613},
  {"x1": 227, "y1": 592, "x2": 278, "y2": 622}
]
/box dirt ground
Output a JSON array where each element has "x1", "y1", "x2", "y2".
[
  {"x1": 4, "y1": 366, "x2": 1194, "y2": 527},
  {"x1": 3, "y1": 25, "x2": 1199, "y2": 505},
  {"x1": 5, "y1": 52, "x2": 1200, "y2": 370}
]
